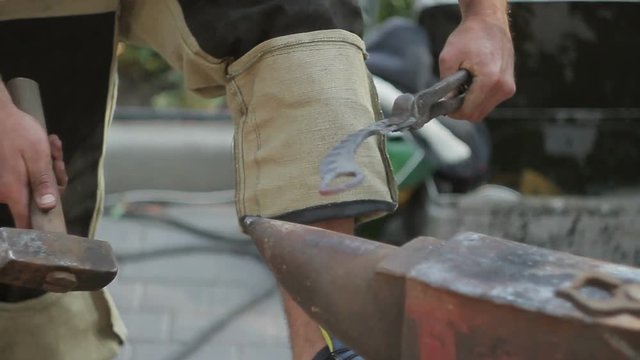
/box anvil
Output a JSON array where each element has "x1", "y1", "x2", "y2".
[{"x1": 243, "y1": 217, "x2": 640, "y2": 360}]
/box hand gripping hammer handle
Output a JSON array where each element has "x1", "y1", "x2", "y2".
[
  {"x1": 6, "y1": 78, "x2": 67, "y2": 233},
  {"x1": 2, "y1": 78, "x2": 117, "y2": 293}
]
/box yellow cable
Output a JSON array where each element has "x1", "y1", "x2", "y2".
[{"x1": 320, "y1": 327, "x2": 334, "y2": 352}]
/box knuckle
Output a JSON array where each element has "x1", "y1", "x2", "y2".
[
  {"x1": 438, "y1": 51, "x2": 454, "y2": 68},
  {"x1": 33, "y1": 172, "x2": 54, "y2": 188},
  {"x1": 25, "y1": 133, "x2": 48, "y2": 153},
  {"x1": 60, "y1": 174, "x2": 69, "y2": 186},
  {"x1": 502, "y1": 79, "x2": 517, "y2": 97},
  {"x1": 484, "y1": 68, "x2": 502, "y2": 83},
  {"x1": 450, "y1": 109, "x2": 472, "y2": 121},
  {"x1": 490, "y1": 78, "x2": 515, "y2": 100},
  {"x1": 438, "y1": 50, "x2": 449, "y2": 62}
]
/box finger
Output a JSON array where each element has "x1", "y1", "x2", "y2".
[
  {"x1": 52, "y1": 154, "x2": 67, "y2": 193},
  {"x1": 438, "y1": 47, "x2": 462, "y2": 79},
  {"x1": 22, "y1": 139, "x2": 58, "y2": 211},
  {"x1": 53, "y1": 160, "x2": 67, "y2": 193},
  {"x1": 450, "y1": 64, "x2": 515, "y2": 121},
  {"x1": 450, "y1": 73, "x2": 494, "y2": 121},
  {"x1": 49, "y1": 135, "x2": 68, "y2": 191},
  {"x1": 49, "y1": 135, "x2": 63, "y2": 162},
  {"x1": 439, "y1": 46, "x2": 488, "y2": 121}
]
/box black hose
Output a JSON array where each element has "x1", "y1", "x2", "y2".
[{"x1": 162, "y1": 285, "x2": 278, "y2": 360}]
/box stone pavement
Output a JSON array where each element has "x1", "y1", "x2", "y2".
[{"x1": 98, "y1": 202, "x2": 292, "y2": 360}]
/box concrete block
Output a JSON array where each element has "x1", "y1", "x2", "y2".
[{"x1": 103, "y1": 121, "x2": 234, "y2": 193}]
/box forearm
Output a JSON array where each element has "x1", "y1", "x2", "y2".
[{"x1": 458, "y1": 0, "x2": 509, "y2": 25}]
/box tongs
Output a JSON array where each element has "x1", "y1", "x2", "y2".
[{"x1": 319, "y1": 69, "x2": 472, "y2": 195}]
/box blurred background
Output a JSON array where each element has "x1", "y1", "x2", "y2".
[{"x1": 106, "y1": 1, "x2": 640, "y2": 359}]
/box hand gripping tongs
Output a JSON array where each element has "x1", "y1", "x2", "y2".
[{"x1": 319, "y1": 69, "x2": 472, "y2": 195}]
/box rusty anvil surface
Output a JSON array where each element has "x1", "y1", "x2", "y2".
[
  {"x1": 243, "y1": 217, "x2": 640, "y2": 360},
  {"x1": 0, "y1": 228, "x2": 117, "y2": 292}
]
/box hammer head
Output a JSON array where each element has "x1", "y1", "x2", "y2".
[{"x1": 0, "y1": 228, "x2": 117, "y2": 292}]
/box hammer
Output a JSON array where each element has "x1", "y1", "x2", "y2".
[{"x1": 0, "y1": 78, "x2": 117, "y2": 293}]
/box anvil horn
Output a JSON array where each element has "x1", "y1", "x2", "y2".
[{"x1": 242, "y1": 216, "x2": 405, "y2": 360}]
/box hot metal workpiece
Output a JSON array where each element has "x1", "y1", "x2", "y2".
[{"x1": 243, "y1": 216, "x2": 640, "y2": 360}]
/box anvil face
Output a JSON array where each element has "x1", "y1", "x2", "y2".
[
  {"x1": 0, "y1": 228, "x2": 117, "y2": 291},
  {"x1": 395, "y1": 233, "x2": 640, "y2": 359}
]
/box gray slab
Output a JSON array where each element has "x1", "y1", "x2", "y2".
[{"x1": 103, "y1": 121, "x2": 235, "y2": 193}]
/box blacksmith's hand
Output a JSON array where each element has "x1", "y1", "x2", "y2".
[
  {"x1": 0, "y1": 82, "x2": 66, "y2": 228},
  {"x1": 439, "y1": 0, "x2": 516, "y2": 121}
]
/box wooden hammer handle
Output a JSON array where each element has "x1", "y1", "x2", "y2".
[{"x1": 6, "y1": 78, "x2": 67, "y2": 233}]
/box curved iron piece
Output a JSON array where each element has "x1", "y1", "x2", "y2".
[
  {"x1": 556, "y1": 272, "x2": 640, "y2": 316},
  {"x1": 318, "y1": 119, "x2": 407, "y2": 195}
]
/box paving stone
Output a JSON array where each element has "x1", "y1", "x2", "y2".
[
  {"x1": 139, "y1": 283, "x2": 204, "y2": 312},
  {"x1": 141, "y1": 284, "x2": 257, "y2": 312},
  {"x1": 166, "y1": 204, "x2": 246, "y2": 241},
  {"x1": 171, "y1": 310, "x2": 234, "y2": 343},
  {"x1": 129, "y1": 343, "x2": 184, "y2": 360},
  {"x1": 108, "y1": 279, "x2": 143, "y2": 310},
  {"x1": 142, "y1": 220, "x2": 213, "y2": 252},
  {"x1": 119, "y1": 311, "x2": 172, "y2": 342},
  {"x1": 208, "y1": 294, "x2": 290, "y2": 346},
  {"x1": 170, "y1": 286, "x2": 272, "y2": 342},
  {"x1": 114, "y1": 343, "x2": 133, "y2": 360},
  {"x1": 199, "y1": 286, "x2": 265, "y2": 310},
  {"x1": 237, "y1": 345, "x2": 292, "y2": 360},
  {"x1": 96, "y1": 217, "x2": 145, "y2": 253},
  {"x1": 182, "y1": 344, "x2": 239, "y2": 360},
  {"x1": 118, "y1": 253, "x2": 272, "y2": 286}
]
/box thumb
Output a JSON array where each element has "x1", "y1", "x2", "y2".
[{"x1": 23, "y1": 144, "x2": 58, "y2": 211}]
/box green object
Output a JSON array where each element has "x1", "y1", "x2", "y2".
[
  {"x1": 386, "y1": 135, "x2": 437, "y2": 191},
  {"x1": 356, "y1": 134, "x2": 436, "y2": 240}
]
